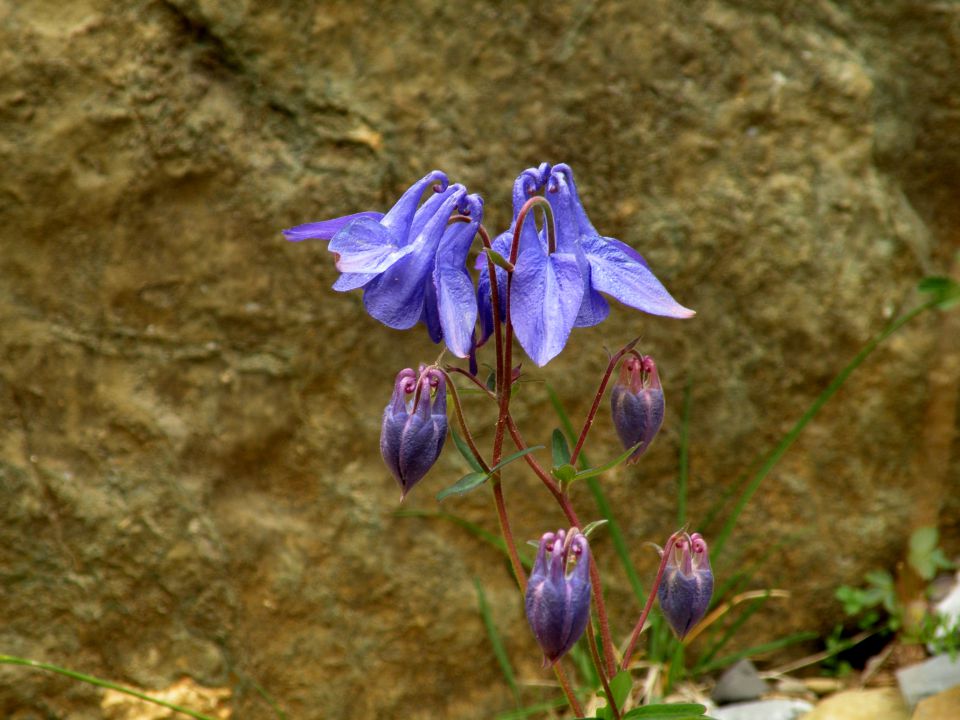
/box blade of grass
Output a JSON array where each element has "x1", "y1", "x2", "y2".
[
  {"x1": 712, "y1": 299, "x2": 936, "y2": 560},
  {"x1": 695, "y1": 632, "x2": 819, "y2": 674},
  {"x1": 0, "y1": 655, "x2": 217, "y2": 720},
  {"x1": 475, "y1": 579, "x2": 521, "y2": 705}
]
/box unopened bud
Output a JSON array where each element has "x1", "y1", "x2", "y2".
[
  {"x1": 525, "y1": 529, "x2": 592, "y2": 666},
  {"x1": 610, "y1": 354, "x2": 664, "y2": 463},
  {"x1": 380, "y1": 367, "x2": 447, "y2": 500},
  {"x1": 657, "y1": 532, "x2": 713, "y2": 639}
]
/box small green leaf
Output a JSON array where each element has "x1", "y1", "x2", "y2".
[
  {"x1": 623, "y1": 703, "x2": 712, "y2": 719},
  {"x1": 486, "y1": 370, "x2": 497, "y2": 392},
  {"x1": 551, "y1": 429, "x2": 571, "y2": 466},
  {"x1": 598, "y1": 670, "x2": 633, "y2": 719},
  {"x1": 451, "y1": 428, "x2": 484, "y2": 473},
  {"x1": 571, "y1": 441, "x2": 643, "y2": 482},
  {"x1": 581, "y1": 519, "x2": 609, "y2": 538},
  {"x1": 551, "y1": 464, "x2": 577, "y2": 482},
  {"x1": 487, "y1": 446, "x2": 544, "y2": 475},
  {"x1": 918, "y1": 276, "x2": 960, "y2": 310},
  {"x1": 484, "y1": 247, "x2": 515, "y2": 271},
  {"x1": 436, "y1": 472, "x2": 488, "y2": 501}
]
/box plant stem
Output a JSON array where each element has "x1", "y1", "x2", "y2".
[
  {"x1": 440, "y1": 368, "x2": 490, "y2": 472},
  {"x1": 554, "y1": 662, "x2": 586, "y2": 717},
  {"x1": 587, "y1": 620, "x2": 621, "y2": 720},
  {"x1": 569, "y1": 337, "x2": 641, "y2": 467},
  {"x1": 503, "y1": 416, "x2": 617, "y2": 677},
  {"x1": 493, "y1": 479, "x2": 527, "y2": 590},
  {"x1": 620, "y1": 532, "x2": 682, "y2": 671},
  {"x1": 0, "y1": 655, "x2": 217, "y2": 720}
]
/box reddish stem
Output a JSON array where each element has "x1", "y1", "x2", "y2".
[
  {"x1": 504, "y1": 416, "x2": 617, "y2": 677},
  {"x1": 620, "y1": 531, "x2": 683, "y2": 671},
  {"x1": 588, "y1": 618, "x2": 621, "y2": 719},
  {"x1": 569, "y1": 337, "x2": 642, "y2": 467}
]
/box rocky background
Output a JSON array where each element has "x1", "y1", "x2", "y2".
[{"x1": 1, "y1": 0, "x2": 959, "y2": 718}]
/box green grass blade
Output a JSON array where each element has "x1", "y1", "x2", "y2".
[
  {"x1": 695, "y1": 632, "x2": 819, "y2": 674},
  {"x1": 474, "y1": 579, "x2": 520, "y2": 705},
  {"x1": 712, "y1": 300, "x2": 935, "y2": 560},
  {"x1": 0, "y1": 655, "x2": 217, "y2": 720}
]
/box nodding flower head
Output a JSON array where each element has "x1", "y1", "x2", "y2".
[
  {"x1": 524, "y1": 528, "x2": 592, "y2": 667},
  {"x1": 379, "y1": 367, "x2": 448, "y2": 500},
  {"x1": 284, "y1": 172, "x2": 482, "y2": 358},
  {"x1": 610, "y1": 354, "x2": 665, "y2": 464},
  {"x1": 657, "y1": 532, "x2": 713, "y2": 639}
]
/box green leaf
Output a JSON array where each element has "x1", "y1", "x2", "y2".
[
  {"x1": 484, "y1": 247, "x2": 515, "y2": 271},
  {"x1": 623, "y1": 703, "x2": 712, "y2": 718},
  {"x1": 437, "y1": 446, "x2": 543, "y2": 501},
  {"x1": 918, "y1": 276, "x2": 960, "y2": 310},
  {"x1": 551, "y1": 428, "x2": 572, "y2": 466},
  {"x1": 572, "y1": 441, "x2": 643, "y2": 482},
  {"x1": 581, "y1": 519, "x2": 609, "y2": 538},
  {"x1": 597, "y1": 669, "x2": 633, "y2": 720},
  {"x1": 487, "y1": 446, "x2": 544, "y2": 475},
  {"x1": 451, "y1": 428, "x2": 484, "y2": 473},
  {"x1": 551, "y1": 464, "x2": 577, "y2": 482},
  {"x1": 436, "y1": 472, "x2": 488, "y2": 501}
]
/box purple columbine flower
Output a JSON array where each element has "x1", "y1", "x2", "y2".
[
  {"x1": 284, "y1": 172, "x2": 482, "y2": 358},
  {"x1": 610, "y1": 354, "x2": 665, "y2": 464},
  {"x1": 657, "y1": 532, "x2": 713, "y2": 639},
  {"x1": 380, "y1": 367, "x2": 447, "y2": 500},
  {"x1": 478, "y1": 163, "x2": 694, "y2": 366},
  {"x1": 525, "y1": 528, "x2": 592, "y2": 667}
]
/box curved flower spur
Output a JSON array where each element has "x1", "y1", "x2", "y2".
[
  {"x1": 284, "y1": 172, "x2": 483, "y2": 358},
  {"x1": 524, "y1": 528, "x2": 592, "y2": 667},
  {"x1": 477, "y1": 163, "x2": 694, "y2": 366}
]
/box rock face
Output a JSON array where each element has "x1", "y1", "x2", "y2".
[{"x1": 1, "y1": 1, "x2": 958, "y2": 718}]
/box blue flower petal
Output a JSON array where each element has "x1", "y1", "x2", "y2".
[
  {"x1": 363, "y1": 185, "x2": 467, "y2": 329},
  {"x1": 511, "y1": 245, "x2": 584, "y2": 366},
  {"x1": 283, "y1": 211, "x2": 385, "y2": 242},
  {"x1": 434, "y1": 194, "x2": 483, "y2": 358},
  {"x1": 328, "y1": 217, "x2": 413, "y2": 274},
  {"x1": 332, "y1": 272, "x2": 377, "y2": 291},
  {"x1": 581, "y1": 234, "x2": 695, "y2": 318}
]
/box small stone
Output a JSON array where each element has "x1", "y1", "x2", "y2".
[
  {"x1": 802, "y1": 677, "x2": 846, "y2": 696},
  {"x1": 712, "y1": 659, "x2": 769, "y2": 704},
  {"x1": 897, "y1": 654, "x2": 960, "y2": 708},
  {"x1": 801, "y1": 688, "x2": 909, "y2": 720},
  {"x1": 912, "y1": 684, "x2": 960, "y2": 720},
  {"x1": 711, "y1": 698, "x2": 813, "y2": 720}
]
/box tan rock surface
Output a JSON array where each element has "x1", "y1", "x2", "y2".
[
  {"x1": 802, "y1": 688, "x2": 910, "y2": 720},
  {"x1": 1, "y1": 0, "x2": 958, "y2": 718},
  {"x1": 912, "y1": 684, "x2": 960, "y2": 720}
]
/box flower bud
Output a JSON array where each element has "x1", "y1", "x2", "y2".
[
  {"x1": 657, "y1": 532, "x2": 713, "y2": 639},
  {"x1": 380, "y1": 367, "x2": 448, "y2": 500},
  {"x1": 525, "y1": 528, "x2": 592, "y2": 666},
  {"x1": 610, "y1": 354, "x2": 664, "y2": 463}
]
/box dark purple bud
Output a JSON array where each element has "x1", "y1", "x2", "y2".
[
  {"x1": 380, "y1": 367, "x2": 448, "y2": 500},
  {"x1": 657, "y1": 532, "x2": 713, "y2": 639},
  {"x1": 525, "y1": 528, "x2": 592, "y2": 667},
  {"x1": 610, "y1": 354, "x2": 665, "y2": 464}
]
